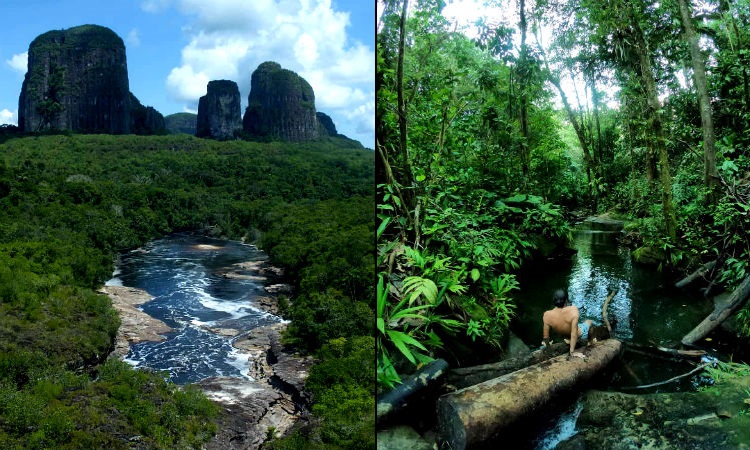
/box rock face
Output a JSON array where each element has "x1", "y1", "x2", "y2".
[
  {"x1": 130, "y1": 93, "x2": 165, "y2": 135},
  {"x1": 242, "y1": 61, "x2": 320, "y2": 141},
  {"x1": 19, "y1": 25, "x2": 131, "y2": 133},
  {"x1": 316, "y1": 111, "x2": 337, "y2": 136},
  {"x1": 198, "y1": 376, "x2": 303, "y2": 450},
  {"x1": 164, "y1": 113, "x2": 197, "y2": 135},
  {"x1": 203, "y1": 322, "x2": 314, "y2": 449},
  {"x1": 316, "y1": 111, "x2": 365, "y2": 148},
  {"x1": 197, "y1": 80, "x2": 242, "y2": 140}
]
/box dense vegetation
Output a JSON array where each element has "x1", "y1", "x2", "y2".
[
  {"x1": 0, "y1": 133, "x2": 373, "y2": 448},
  {"x1": 377, "y1": 0, "x2": 750, "y2": 389}
]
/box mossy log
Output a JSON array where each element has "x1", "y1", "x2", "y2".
[
  {"x1": 376, "y1": 358, "x2": 448, "y2": 423},
  {"x1": 445, "y1": 343, "x2": 569, "y2": 390},
  {"x1": 675, "y1": 259, "x2": 716, "y2": 288},
  {"x1": 437, "y1": 339, "x2": 622, "y2": 450},
  {"x1": 682, "y1": 274, "x2": 750, "y2": 346}
]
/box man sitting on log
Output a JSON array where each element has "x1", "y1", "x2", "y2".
[{"x1": 542, "y1": 289, "x2": 591, "y2": 359}]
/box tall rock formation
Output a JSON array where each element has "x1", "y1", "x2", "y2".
[
  {"x1": 316, "y1": 112, "x2": 338, "y2": 137},
  {"x1": 130, "y1": 93, "x2": 166, "y2": 135},
  {"x1": 165, "y1": 113, "x2": 197, "y2": 135},
  {"x1": 19, "y1": 25, "x2": 131, "y2": 133},
  {"x1": 242, "y1": 62, "x2": 320, "y2": 141},
  {"x1": 196, "y1": 80, "x2": 242, "y2": 140}
]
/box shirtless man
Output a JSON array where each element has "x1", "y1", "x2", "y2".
[{"x1": 542, "y1": 289, "x2": 592, "y2": 359}]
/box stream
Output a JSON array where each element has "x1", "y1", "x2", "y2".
[
  {"x1": 106, "y1": 233, "x2": 283, "y2": 384},
  {"x1": 510, "y1": 219, "x2": 719, "y2": 448}
]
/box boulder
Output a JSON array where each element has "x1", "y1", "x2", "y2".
[
  {"x1": 560, "y1": 375, "x2": 750, "y2": 449},
  {"x1": 19, "y1": 25, "x2": 131, "y2": 133},
  {"x1": 242, "y1": 61, "x2": 320, "y2": 141},
  {"x1": 633, "y1": 246, "x2": 666, "y2": 265},
  {"x1": 376, "y1": 425, "x2": 434, "y2": 450},
  {"x1": 196, "y1": 80, "x2": 242, "y2": 140}
]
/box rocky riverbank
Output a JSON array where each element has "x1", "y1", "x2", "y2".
[
  {"x1": 102, "y1": 256, "x2": 311, "y2": 448},
  {"x1": 99, "y1": 285, "x2": 173, "y2": 358}
]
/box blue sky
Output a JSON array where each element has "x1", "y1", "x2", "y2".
[{"x1": 0, "y1": 0, "x2": 374, "y2": 147}]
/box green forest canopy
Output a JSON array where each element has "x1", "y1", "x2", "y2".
[
  {"x1": 376, "y1": 0, "x2": 750, "y2": 388},
  {"x1": 0, "y1": 133, "x2": 374, "y2": 449}
]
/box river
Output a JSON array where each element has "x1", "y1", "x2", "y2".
[
  {"x1": 510, "y1": 219, "x2": 718, "y2": 448},
  {"x1": 106, "y1": 233, "x2": 284, "y2": 384}
]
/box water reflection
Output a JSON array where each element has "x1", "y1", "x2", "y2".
[{"x1": 513, "y1": 226, "x2": 710, "y2": 348}]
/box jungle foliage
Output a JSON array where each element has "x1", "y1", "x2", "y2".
[
  {"x1": 0, "y1": 133, "x2": 373, "y2": 449},
  {"x1": 377, "y1": 0, "x2": 750, "y2": 390}
]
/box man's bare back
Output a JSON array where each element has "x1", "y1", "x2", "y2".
[{"x1": 543, "y1": 290, "x2": 589, "y2": 358}]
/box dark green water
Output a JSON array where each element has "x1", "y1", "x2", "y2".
[
  {"x1": 512, "y1": 224, "x2": 714, "y2": 392},
  {"x1": 505, "y1": 223, "x2": 722, "y2": 449}
]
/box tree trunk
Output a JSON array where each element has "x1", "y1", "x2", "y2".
[
  {"x1": 682, "y1": 275, "x2": 750, "y2": 346},
  {"x1": 590, "y1": 75, "x2": 604, "y2": 165},
  {"x1": 677, "y1": 0, "x2": 719, "y2": 195},
  {"x1": 444, "y1": 343, "x2": 569, "y2": 390},
  {"x1": 396, "y1": 0, "x2": 411, "y2": 181},
  {"x1": 629, "y1": 14, "x2": 677, "y2": 240},
  {"x1": 549, "y1": 77, "x2": 599, "y2": 206},
  {"x1": 437, "y1": 339, "x2": 622, "y2": 450},
  {"x1": 376, "y1": 358, "x2": 448, "y2": 423},
  {"x1": 675, "y1": 260, "x2": 717, "y2": 288},
  {"x1": 518, "y1": 0, "x2": 530, "y2": 177}
]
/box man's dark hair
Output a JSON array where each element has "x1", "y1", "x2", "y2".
[{"x1": 553, "y1": 289, "x2": 568, "y2": 308}]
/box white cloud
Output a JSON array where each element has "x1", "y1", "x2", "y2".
[
  {"x1": 6, "y1": 52, "x2": 28, "y2": 74},
  {"x1": 141, "y1": 0, "x2": 172, "y2": 13},
  {"x1": 127, "y1": 29, "x2": 141, "y2": 48},
  {"x1": 0, "y1": 109, "x2": 17, "y2": 126},
  {"x1": 151, "y1": 0, "x2": 374, "y2": 146},
  {"x1": 294, "y1": 33, "x2": 318, "y2": 67},
  {"x1": 166, "y1": 65, "x2": 210, "y2": 102},
  {"x1": 345, "y1": 101, "x2": 375, "y2": 134}
]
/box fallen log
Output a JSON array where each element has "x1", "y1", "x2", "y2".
[
  {"x1": 625, "y1": 341, "x2": 705, "y2": 359},
  {"x1": 675, "y1": 260, "x2": 717, "y2": 288},
  {"x1": 444, "y1": 343, "x2": 569, "y2": 390},
  {"x1": 621, "y1": 362, "x2": 710, "y2": 390},
  {"x1": 437, "y1": 339, "x2": 622, "y2": 450},
  {"x1": 376, "y1": 358, "x2": 448, "y2": 423},
  {"x1": 682, "y1": 274, "x2": 750, "y2": 346}
]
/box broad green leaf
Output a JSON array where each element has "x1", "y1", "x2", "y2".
[
  {"x1": 387, "y1": 330, "x2": 428, "y2": 364},
  {"x1": 505, "y1": 194, "x2": 527, "y2": 203},
  {"x1": 471, "y1": 268, "x2": 480, "y2": 282},
  {"x1": 377, "y1": 216, "x2": 392, "y2": 239},
  {"x1": 402, "y1": 276, "x2": 438, "y2": 304}
]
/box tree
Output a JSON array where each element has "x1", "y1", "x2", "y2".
[
  {"x1": 627, "y1": 3, "x2": 677, "y2": 240},
  {"x1": 677, "y1": 0, "x2": 719, "y2": 195}
]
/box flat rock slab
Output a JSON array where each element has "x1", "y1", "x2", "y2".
[
  {"x1": 99, "y1": 285, "x2": 173, "y2": 358},
  {"x1": 583, "y1": 217, "x2": 625, "y2": 232}
]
